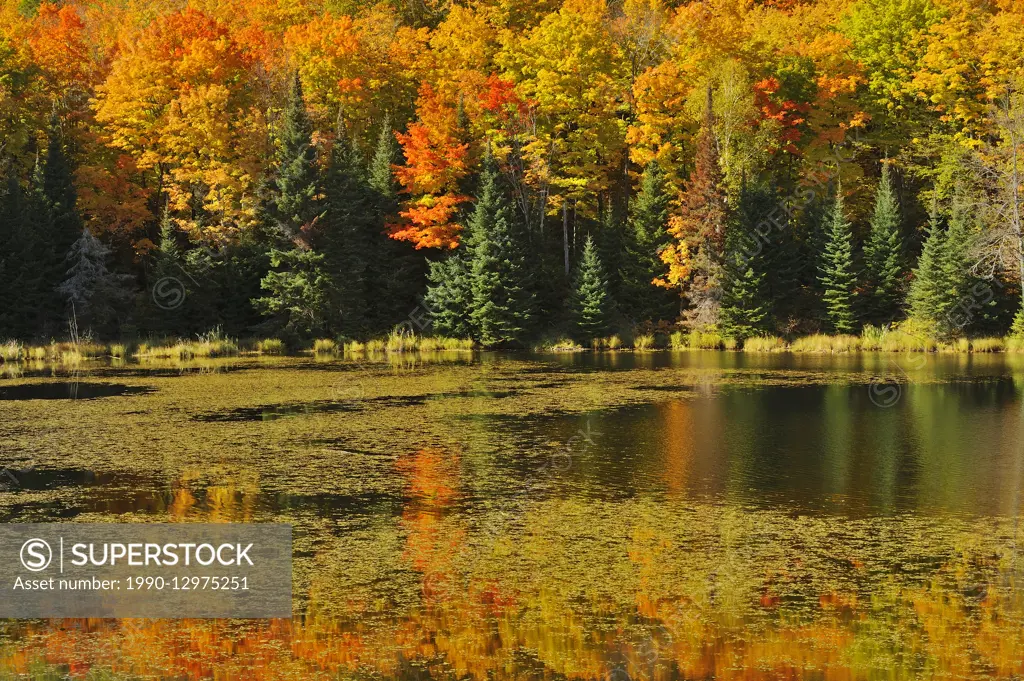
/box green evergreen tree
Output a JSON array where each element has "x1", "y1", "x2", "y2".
[
  {"x1": 424, "y1": 250, "x2": 474, "y2": 338},
  {"x1": 818, "y1": 189, "x2": 858, "y2": 333},
  {"x1": 272, "y1": 73, "x2": 320, "y2": 237},
  {"x1": 620, "y1": 160, "x2": 676, "y2": 323},
  {"x1": 255, "y1": 247, "x2": 338, "y2": 344},
  {"x1": 936, "y1": 196, "x2": 975, "y2": 335},
  {"x1": 317, "y1": 134, "x2": 377, "y2": 335},
  {"x1": 569, "y1": 235, "x2": 614, "y2": 342},
  {"x1": 366, "y1": 117, "x2": 425, "y2": 332},
  {"x1": 468, "y1": 154, "x2": 535, "y2": 347},
  {"x1": 863, "y1": 164, "x2": 905, "y2": 323},
  {"x1": 908, "y1": 199, "x2": 946, "y2": 328},
  {"x1": 720, "y1": 183, "x2": 773, "y2": 340}
]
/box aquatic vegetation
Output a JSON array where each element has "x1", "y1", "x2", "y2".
[
  {"x1": 537, "y1": 338, "x2": 584, "y2": 352},
  {"x1": 0, "y1": 340, "x2": 22, "y2": 362},
  {"x1": 688, "y1": 330, "x2": 725, "y2": 350},
  {"x1": 311, "y1": 338, "x2": 338, "y2": 355},
  {"x1": 633, "y1": 333, "x2": 655, "y2": 351},
  {"x1": 791, "y1": 334, "x2": 861, "y2": 353},
  {"x1": 742, "y1": 335, "x2": 788, "y2": 352},
  {"x1": 971, "y1": 337, "x2": 1004, "y2": 353},
  {"x1": 256, "y1": 338, "x2": 286, "y2": 355}
]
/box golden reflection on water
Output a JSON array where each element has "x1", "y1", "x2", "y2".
[{"x1": 3, "y1": 354, "x2": 1024, "y2": 679}]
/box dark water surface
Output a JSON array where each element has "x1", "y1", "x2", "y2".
[{"x1": 1, "y1": 351, "x2": 1024, "y2": 680}]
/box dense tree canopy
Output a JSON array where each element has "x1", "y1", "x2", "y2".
[{"x1": 2, "y1": 0, "x2": 1024, "y2": 345}]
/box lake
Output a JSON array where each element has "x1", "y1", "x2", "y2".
[{"x1": 1, "y1": 351, "x2": 1024, "y2": 680}]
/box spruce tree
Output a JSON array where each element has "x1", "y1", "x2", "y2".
[
  {"x1": 720, "y1": 183, "x2": 773, "y2": 340},
  {"x1": 56, "y1": 229, "x2": 133, "y2": 336},
  {"x1": 366, "y1": 117, "x2": 424, "y2": 332},
  {"x1": 318, "y1": 134, "x2": 377, "y2": 335},
  {"x1": 864, "y1": 164, "x2": 905, "y2": 323},
  {"x1": 570, "y1": 235, "x2": 614, "y2": 342},
  {"x1": 272, "y1": 73, "x2": 320, "y2": 238},
  {"x1": 255, "y1": 247, "x2": 337, "y2": 343},
  {"x1": 424, "y1": 250, "x2": 475, "y2": 338},
  {"x1": 936, "y1": 196, "x2": 975, "y2": 335},
  {"x1": 818, "y1": 190, "x2": 858, "y2": 333},
  {"x1": 468, "y1": 154, "x2": 535, "y2": 347},
  {"x1": 908, "y1": 200, "x2": 946, "y2": 328},
  {"x1": 621, "y1": 160, "x2": 676, "y2": 323}
]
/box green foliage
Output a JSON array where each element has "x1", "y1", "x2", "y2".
[
  {"x1": 56, "y1": 229, "x2": 134, "y2": 336},
  {"x1": 424, "y1": 250, "x2": 474, "y2": 338},
  {"x1": 272, "y1": 74, "x2": 320, "y2": 237},
  {"x1": 818, "y1": 191, "x2": 859, "y2": 334},
  {"x1": 721, "y1": 183, "x2": 774, "y2": 340},
  {"x1": 863, "y1": 164, "x2": 905, "y2": 323},
  {"x1": 620, "y1": 160, "x2": 676, "y2": 323},
  {"x1": 569, "y1": 235, "x2": 614, "y2": 342},
  {"x1": 255, "y1": 247, "x2": 338, "y2": 344},
  {"x1": 467, "y1": 156, "x2": 535, "y2": 347}
]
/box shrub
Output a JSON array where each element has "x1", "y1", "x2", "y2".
[
  {"x1": 365, "y1": 339, "x2": 386, "y2": 353},
  {"x1": 723, "y1": 337, "x2": 738, "y2": 350},
  {"x1": 634, "y1": 333, "x2": 655, "y2": 351},
  {"x1": 312, "y1": 338, "x2": 338, "y2": 355},
  {"x1": 607, "y1": 334, "x2": 622, "y2": 350},
  {"x1": 1007, "y1": 336, "x2": 1024, "y2": 353},
  {"x1": 971, "y1": 337, "x2": 1004, "y2": 353},
  {"x1": 344, "y1": 340, "x2": 366, "y2": 354},
  {"x1": 109, "y1": 343, "x2": 128, "y2": 358},
  {"x1": 256, "y1": 338, "x2": 285, "y2": 355},
  {"x1": 742, "y1": 336, "x2": 788, "y2": 352}
]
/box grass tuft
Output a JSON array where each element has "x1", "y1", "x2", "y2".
[
  {"x1": 633, "y1": 333, "x2": 655, "y2": 351},
  {"x1": 791, "y1": 334, "x2": 861, "y2": 353},
  {"x1": 312, "y1": 338, "x2": 338, "y2": 355},
  {"x1": 742, "y1": 335, "x2": 788, "y2": 352}
]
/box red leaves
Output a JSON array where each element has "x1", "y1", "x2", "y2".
[{"x1": 754, "y1": 76, "x2": 811, "y2": 154}]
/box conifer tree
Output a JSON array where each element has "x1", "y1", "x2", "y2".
[
  {"x1": 318, "y1": 134, "x2": 377, "y2": 334},
  {"x1": 367, "y1": 117, "x2": 424, "y2": 332},
  {"x1": 468, "y1": 154, "x2": 535, "y2": 347},
  {"x1": 272, "y1": 74, "x2": 320, "y2": 238},
  {"x1": 908, "y1": 199, "x2": 946, "y2": 327},
  {"x1": 864, "y1": 164, "x2": 905, "y2": 323},
  {"x1": 424, "y1": 251, "x2": 475, "y2": 338},
  {"x1": 255, "y1": 247, "x2": 337, "y2": 343},
  {"x1": 570, "y1": 235, "x2": 614, "y2": 342},
  {"x1": 621, "y1": 160, "x2": 676, "y2": 323},
  {"x1": 720, "y1": 183, "x2": 773, "y2": 340},
  {"x1": 818, "y1": 190, "x2": 858, "y2": 333},
  {"x1": 56, "y1": 229, "x2": 133, "y2": 335},
  {"x1": 936, "y1": 196, "x2": 975, "y2": 335}
]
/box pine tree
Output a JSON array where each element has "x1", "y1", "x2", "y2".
[
  {"x1": 569, "y1": 235, "x2": 614, "y2": 342},
  {"x1": 56, "y1": 229, "x2": 133, "y2": 336},
  {"x1": 818, "y1": 190, "x2": 858, "y2": 333},
  {"x1": 863, "y1": 164, "x2": 905, "y2": 323},
  {"x1": 272, "y1": 73, "x2": 320, "y2": 238},
  {"x1": 621, "y1": 160, "x2": 676, "y2": 323},
  {"x1": 468, "y1": 154, "x2": 535, "y2": 347},
  {"x1": 720, "y1": 183, "x2": 773, "y2": 340}
]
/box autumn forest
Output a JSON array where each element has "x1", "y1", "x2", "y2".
[{"x1": 2, "y1": 0, "x2": 1024, "y2": 348}]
